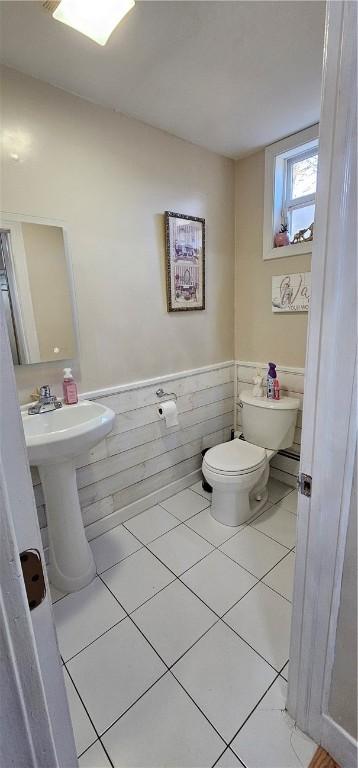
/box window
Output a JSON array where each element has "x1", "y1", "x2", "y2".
[
  {"x1": 284, "y1": 148, "x2": 318, "y2": 240},
  {"x1": 263, "y1": 125, "x2": 319, "y2": 260}
]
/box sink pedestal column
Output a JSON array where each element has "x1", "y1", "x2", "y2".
[{"x1": 39, "y1": 461, "x2": 96, "y2": 593}]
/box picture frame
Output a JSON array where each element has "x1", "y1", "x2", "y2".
[
  {"x1": 164, "y1": 211, "x2": 205, "y2": 312},
  {"x1": 272, "y1": 272, "x2": 311, "y2": 312}
]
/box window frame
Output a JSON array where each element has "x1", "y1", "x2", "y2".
[
  {"x1": 263, "y1": 125, "x2": 319, "y2": 261},
  {"x1": 285, "y1": 147, "x2": 318, "y2": 238}
]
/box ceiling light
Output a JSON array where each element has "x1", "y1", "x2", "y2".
[{"x1": 52, "y1": 0, "x2": 135, "y2": 46}]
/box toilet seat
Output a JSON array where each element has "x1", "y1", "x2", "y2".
[{"x1": 204, "y1": 439, "x2": 266, "y2": 476}]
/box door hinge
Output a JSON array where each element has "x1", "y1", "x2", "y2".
[
  {"x1": 20, "y1": 549, "x2": 46, "y2": 611},
  {"x1": 298, "y1": 472, "x2": 312, "y2": 498}
]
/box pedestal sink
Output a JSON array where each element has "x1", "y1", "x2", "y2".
[{"x1": 22, "y1": 400, "x2": 115, "y2": 593}]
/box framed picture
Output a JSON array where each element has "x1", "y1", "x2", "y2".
[
  {"x1": 165, "y1": 211, "x2": 205, "y2": 312},
  {"x1": 272, "y1": 272, "x2": 311, "y2": 312}
]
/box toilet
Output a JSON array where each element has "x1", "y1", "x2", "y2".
[{"x1": 202, "y1": 390, "x2": 300, "y2": 527}]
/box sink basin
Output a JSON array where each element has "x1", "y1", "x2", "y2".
[
  {"x1": 22, "y1": 400, "x2": 115, "y2": 466},
  {"x1": 22, "y1": 399, "x2": 115, "y2": 593}
]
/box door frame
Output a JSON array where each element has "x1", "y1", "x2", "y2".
[
  {"x1": 0, "y1": 2, "x2": 356, "y2": 765},
  {"x1": 287, "y1": 3, "x2": 357, "y2": 767},
  {"x1": 0, "y1": 276, "x2": 77, "y2": 764}
]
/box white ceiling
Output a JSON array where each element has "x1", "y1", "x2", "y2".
[{"x1": 0, "y1": 1, "x2": 326, "y2": 158}]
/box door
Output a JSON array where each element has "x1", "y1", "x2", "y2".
[
  {"x1": 0, "y1": 288, "x2": 77, "y2": 765},
  {"x1": 287, "y1": 2, "x2": 357, "y2": 766}
]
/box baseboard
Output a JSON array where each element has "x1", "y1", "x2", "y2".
[
  {"x1": 270, "y1": 466, "x2": 297, "y2": 488},
  {"x1": 42, "y1": 468, "x2": 202, "y2": 563},
  {"x1": 85, "y1": 468, "x2": 202, "y2": 538},
  {"x1": 321, "y1": 713, "x2": 358, "y2": 768},
  {"x1": 82, "y1": 361, "x2": 235, "y2": 401},
  {"x1": 236, "y1": 360, "x2": 305, "y2": 376}
]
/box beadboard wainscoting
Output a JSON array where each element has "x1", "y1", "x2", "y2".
[
  {"x1": 235, "y1": 361, "x2": 304, "y2": 487},
  {"x1": 32, "y1": 362, "x2": 235, "y2": 558}
]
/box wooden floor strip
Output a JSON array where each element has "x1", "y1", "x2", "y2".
[{"x1": 309, "y1": 746, "x2": 341, "y2": 768}]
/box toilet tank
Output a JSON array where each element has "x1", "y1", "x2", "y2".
[{"x1": 240, "y1": 390, "x2": 300, "y2": 451}]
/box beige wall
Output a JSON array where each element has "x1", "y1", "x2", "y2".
[
  {"x1": 1, "y1": 67, "x2": 234, "y2": 401},
  {"x1": 235, "y1": 151, "x2": 310, "y2": 368},
  {"x1": 21, "y1": 223, "x2": 76, "y2": 361}
]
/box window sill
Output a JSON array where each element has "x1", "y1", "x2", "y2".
[{"x1": 263, "y1": 240, "x2": 313, "y2": 261}]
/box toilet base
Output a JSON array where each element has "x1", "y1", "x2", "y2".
[{"x1": 210, "y1": 485, "x2": 268, "y2": 527}]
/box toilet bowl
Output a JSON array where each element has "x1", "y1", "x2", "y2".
[
  {"x1": 203, "y1": 439, "x2": 269, "y2": 526},
  {"x1": 202, "y1": 389, "x2": 300, "y2": 527}
]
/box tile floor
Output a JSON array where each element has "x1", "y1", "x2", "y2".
[{"x1": 52, "y1": 479, "x2": 317, "y2": 767}]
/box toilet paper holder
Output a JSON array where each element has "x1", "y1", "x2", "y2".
[{"x1": 156, "y1": 387, "x2": 177, "y2": 402}]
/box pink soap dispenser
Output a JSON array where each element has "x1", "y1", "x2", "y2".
[{"x1": 63, "y1": 367, "x2": 78, "y2": 405}]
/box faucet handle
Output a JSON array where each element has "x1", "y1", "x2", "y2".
[{"x1": 28, "y1": 384, "x2": 62, "y2": 415}]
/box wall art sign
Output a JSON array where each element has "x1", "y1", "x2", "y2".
[
  {"x1": 165, "y1": 211, "x2": 205, "y2": 312},
  {"x1": 272, "y1": 272, "x2": 311, "y2": 312}
]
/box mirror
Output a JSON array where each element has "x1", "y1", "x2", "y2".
[{"x1": 0, "y1": 218, "x2": 77, "y2": 365}]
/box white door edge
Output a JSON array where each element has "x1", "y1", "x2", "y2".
[
  {"x1": 0, "y1": 270, "x2": 77, "y2": 765},
  {"x1": 287, "y1": 2, "x2": 357, "y2": 766}
]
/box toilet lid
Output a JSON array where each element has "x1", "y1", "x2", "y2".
[{"x1": 204, "y1": 439, "x2": 266, "y2": 475}]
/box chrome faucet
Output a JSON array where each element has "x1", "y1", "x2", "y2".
[{"x1": 28, "y1": 385, "x2": 63, "y2": 415}]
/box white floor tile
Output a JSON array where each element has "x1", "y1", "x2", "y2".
[
  {"x1": 190, "y1": 480, "x2": 213, "y2": 501},
  {"x1": 148, "y1": 525, "x2": 213, "y2": 576},
  {"x1": 101, "y1": 547, "x2": 175, "y2": 613},
  {"x1": 103, "y1": 672, "x2": 225, "y2": 767},
  {"x1": 181, "y1": 550, "x2": 257, "y2": 616},
  {"x1": 90, "y1": 525, "x2": 142, "y2": 574},
  {"x1": 79, "y1": 741, "x2": 111, "y2": 767},
  {"x1": 251, "y1": 505, "x2": 297, "y2": 548},
  {"x1": 224, "y1": 582, "x2": 291, "y2": 671},
  {"x1": 132, "y1": 580, "x2": 217, "y2": 665},
  {"x1": 186, "y1": 508, "x2": 243, "y2": 547},
  {"x1": 281, "y1": 661, "x2": 289, "y2": 681},
  {"x1": 215, "y1": 748, "x2": 244, "y2": 767},
  {"x1": 267, "y1": 478, "x2": 292, "y2": 504},
  {"x1": 263, "y1": 551, "x2": 295, "y2": 601},
  {"x1": 50, "y1": 583, "x2": 67, "y2": 603},
  {"x1": 63, "y1": 669, "x2": 96, "y2": 757},
  {"x1": 220, "y1": 527, "x2": 289, "y2": 579},
  {"x1": 173, "y1": 621, "x2": 275, "y2": 742},
  {"x1": 249, "y1": 498, "x2": 275, "y2": 524},
  {"x1": 124, "y1": 504, "x2": 179, "y2": 544},
  {"x1": 68, "y1": 618, "x2": 165, "y2": 734},
  {"x1": 160, "y1": 488, "x2": 210, "y2": 521},
  {"x1": 277, "y1": 489, "x2": 298, "y2": 515},
  {"x1": 54, "y1": 577, "x2": 125, "y2": 661},
  {"x1": 231, "y1": 678, "x2": 317, "y2": 768}
]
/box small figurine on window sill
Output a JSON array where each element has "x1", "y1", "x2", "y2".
[
  {"x1": 291, "y1": 221, "x2": 314, "y2": 244},
  {"x1": 274, "y1": 222, "x2": 290, "y2": 247}
]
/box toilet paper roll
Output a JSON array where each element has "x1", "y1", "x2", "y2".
[{"x1": 158, "y1": 400, "x2": 179, "y2": 428}]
